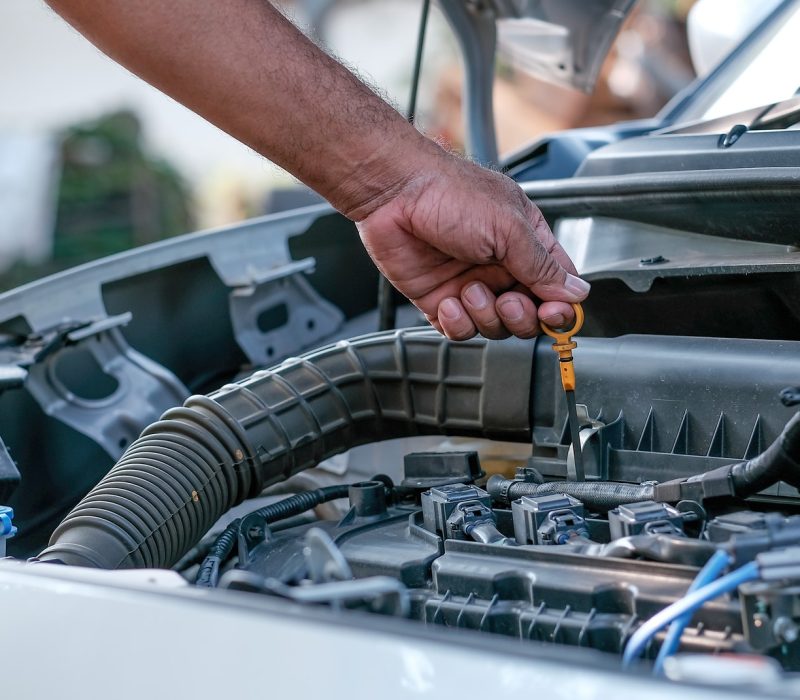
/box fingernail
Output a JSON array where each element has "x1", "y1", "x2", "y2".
[
  {"x1": 565, "y1": 273, "x2": 591, "y2": 298},
  {"x1": 440, "y1": 298, "x2": 461, "y2": 320},
  {"x1": 464, "y1": 283, "x2": 488, "y2": 309},
  {"x1": 499, "y1": 299, "x2": 524, "y2": 322},
  {"x1": 542, "y1": 313, "x2": 565, "y2": 327}
]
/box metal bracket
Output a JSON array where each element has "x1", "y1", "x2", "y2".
[
  {"x1": 304, "y1": 528, "x2": 353, "y2": 583},
  {"x1": 228, "y1": 258, "x2": 344, "y2": 367},
  {"x1": 566, "y1": 404, "x2": 606, "y2": 481},
  {"x1": 11, "y1": 313, "x2": 188, "y2": 459}
]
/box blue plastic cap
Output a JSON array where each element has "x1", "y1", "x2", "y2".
[{"x1": 0, "y1": 505, "x2": 16, "y2": 539}]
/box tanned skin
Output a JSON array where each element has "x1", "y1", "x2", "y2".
[{"x1": 45, "y1": 0, "x2": 590, "y2": 339}]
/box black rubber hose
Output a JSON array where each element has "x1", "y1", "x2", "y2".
[
  {"x1": 487, "y1": 475, "x2": 656, "y2": 512},
  {"x1": 40, "y1": 329, "x2": 533, "y2": 569},
  {"x1": 195, "y1": 484, "x2": 350, "y2": 588},
  {"x1": 729, "y1": 411, "x2": 800, "y2": 495},
  {"x1": 655, "y1": 411, "x2": 800, "y2": 503}
]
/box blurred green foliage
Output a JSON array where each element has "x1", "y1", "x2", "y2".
[{"x1": 1, "y1": 110, "x2": 192, "y2": 290}]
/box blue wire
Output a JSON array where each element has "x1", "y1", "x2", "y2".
[
  {"x1": 652, "y1": 549, "x2": 732, "y2": 675},
  {"x1": 622, "y1": 560, "x2": 759, "y2": 669}
]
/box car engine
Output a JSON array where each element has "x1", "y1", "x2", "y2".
[
  {"x1": 26, "y1": 325, "x2": 800, "y2": 680},
  {"x1": 6, "y1": 0, "x2": 800, "y2": 693}
]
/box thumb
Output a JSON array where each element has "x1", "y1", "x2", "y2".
[{"x1": 501, "y1": 215, "x2": 590, "y2": 303}]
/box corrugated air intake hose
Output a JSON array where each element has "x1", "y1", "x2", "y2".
[{"x1": 38, "y1": 329, "x2": 534, "y2": 569}]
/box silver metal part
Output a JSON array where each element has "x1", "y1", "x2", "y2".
[
  {"x1": 773, "y1": 616, "x2": 799, "y2": 644},
  {"x1": 0, "y1": 205, "x2": 339, "y2": 460},
  {"x1": 554, "y1": 216, "x2": 799, "y2": 292},
  {"x1": 228, "y1": 258, "x2": 344, "y2": 367},
  {"x1": 303, "y1": 528, "x2": 352, "y2": 584},
  {"x1": 25, "y1": 320, "x2": 187, "y2": 459},
  {"x1": 0, "y1": 551, "x2": 744, "y2": 699},
  {"x1": 438, "y1": 0, "x2": 635, "y2": 165},
  {"x1": 565, "y1": 390, "x2": 585, "y2": 481},
  {"x1": 494, "y1": 0, "x2": 636, "y2": 93},
  {"x1": 566, "y1": 404, "x2": 606, "y2": 480}
]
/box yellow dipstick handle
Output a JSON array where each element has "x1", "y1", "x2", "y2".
[{"x1": 540, "y1": 303, "x2": 584, "y2": 391}]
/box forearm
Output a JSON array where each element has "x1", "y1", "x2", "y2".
[{"x1": 45, "y1": 0, "x2": 435, "y2": 218}]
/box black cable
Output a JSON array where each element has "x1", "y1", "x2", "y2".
[
  {"x1": 487, "y1": 475, "x2": 656, "y2": 512},
  {"x1": 729, "y1": 411, "x2": 800, "y2": 495},
  {"x1": 195, "y1": 485, "x2": 350, "y2": 587},
  {"x1": 406, "y1": 0, "x2": 431, "y2": 127},
  {"x1": 378, "y1": 0, "x2": 431, "y2": 332}
]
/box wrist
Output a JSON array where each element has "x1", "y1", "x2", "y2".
[{"x1": 331, "y1": 127, "x2": 446, "y2": 222}]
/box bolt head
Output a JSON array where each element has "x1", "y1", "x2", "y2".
[{"x1": 773, "y1": 616, "x2": 799, "y2": 644}]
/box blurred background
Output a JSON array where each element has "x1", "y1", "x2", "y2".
[{"x1": 0, "y1": 0, "x2": 751, "y2": 291}]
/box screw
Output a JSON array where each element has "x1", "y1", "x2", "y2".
[{"x1": 773, "y1": 616, "x2": 799, "y2": 644}]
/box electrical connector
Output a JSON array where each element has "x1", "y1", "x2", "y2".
[
  {"x1": 756, "y1": 546, "x2": 800, "y2": 582},
  {"x1": 0, "y1": 505, "x2": 16, "y2": 557},
  {"x1": 725, "y1": 516, "x2": 800, "y2": 566}
]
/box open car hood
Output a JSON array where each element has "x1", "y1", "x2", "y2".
[
  {"x1": 438, "y1": 0, "x2": 636, "y2": 163},
  {"x1": 486, "y1": 0, "x2": 636, "y2": 92}
]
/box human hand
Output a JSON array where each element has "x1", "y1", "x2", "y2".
[{"x1": 353, "y1": 149, "x2": 590, "y2": 340}]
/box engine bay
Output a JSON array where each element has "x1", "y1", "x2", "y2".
[
  {"x1": 0, "y1": 202, "x2": 798, "y2": 693},
  {"x1": 23, "y1": 327, "x2": 800, "y2": 687},
  {"x1": 6, "y1": 0, "x2": 800, "y2": 693}
]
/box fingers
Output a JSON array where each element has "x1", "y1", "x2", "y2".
[
  {"x1": 423, "y1": 312, "x2": 444, "y2": 335},
  {"x1": 495, "y1": 291, "x2": 539, "y2": 338},
  {"x1": 436, "y1": 297, "x2": 477, "y2": 340},
  {"x1": 413, "y1": 264, "x2": 517, "y2": 334},
  {"x1": 415, "y1": 227, "x2": 584, "y2": 340},
  {"x1": 538, "y1": 300, "x2": 576, "y2": 329},
  {"x1": 427, "y1": 290, "x2": 577, "y2": 340},
  {"x1": 461, "y1": 282, "x2": 510, "y2": 340},
  {"x1": 428, "y1": 284, "x2": 541, "y2": 341}
]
